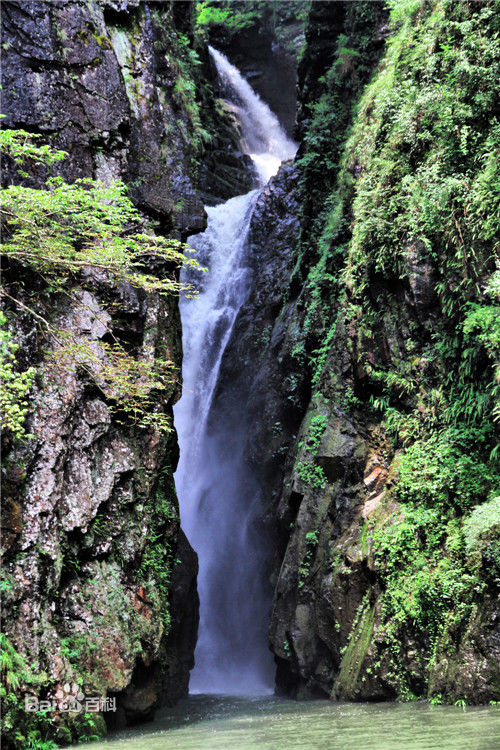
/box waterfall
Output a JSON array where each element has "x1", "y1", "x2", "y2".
[
  {"x1": 173, "y1": 48, "x2": 296, "y2": 695},
  {"x1": 208, "y1": 46, "x2": 294, "y2": 185}
]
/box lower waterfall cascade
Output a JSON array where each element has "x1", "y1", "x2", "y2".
[{"x1": 173, "y1": 47, "x2": 296, "y2": 694}]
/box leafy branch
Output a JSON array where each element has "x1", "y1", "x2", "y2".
[{"x1": 0, "y1": 129, "x2": 204, "y2": 439}]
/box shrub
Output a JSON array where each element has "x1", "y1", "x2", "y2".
[
  {"x1": 0, "y1": 130, "x2": 203, "y2": 438},
  {"x1": 396, "y1": 429, "x2": 499, "y2": 514}
]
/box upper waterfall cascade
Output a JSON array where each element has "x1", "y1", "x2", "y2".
[
  {"x1": 173, "y1": 48, "x2": 296, "y2": 694},
  {"x1": 209, "y1": 46, "x2": 296, "y2": 185}
]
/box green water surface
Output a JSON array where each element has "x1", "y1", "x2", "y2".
[{"x1": 89, "y1": 694, "x2": 500, "y2": 749}]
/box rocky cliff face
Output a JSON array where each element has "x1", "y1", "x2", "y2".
[
  {"x1": 195, "y1": 48, "x2": 257, "y2": 206},
  {"x1": 269, "y1": 0, "x2": 499, "y2": 705},
  {"x1": 2, "y1": 0, "x2": 205, "y2": 235},
  {"x1": 1, "y1": 1, "x2": 204, "y2": 744},
  {"x1": 216, "y1": 0, "x2": 499, "y2": 706}
]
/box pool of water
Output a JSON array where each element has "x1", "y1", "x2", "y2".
[{"x1": 89, "y1": 694, "x2": 500, "y2": 749}]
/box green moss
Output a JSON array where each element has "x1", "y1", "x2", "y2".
[
  {"x1": 136, "y1": 470, "x2": 178, "y2": 634},
  {"x1": 92, "y1": 32, "x2": 112, "y2": 49},
  {"x1": 333, "y1": 601, "x2": 376, "y2": 698},
  {"x1": 288, "y1": 0, "x2": 500, "y2": 701}
]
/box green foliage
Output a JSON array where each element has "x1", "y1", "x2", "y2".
[
  {"x1": 295, "y1": 460, "x2": 326, "y2": 490},
  {"x1": 196, "y1": 1, "x2": 259, "y2": 32},
  {"x1": 0, "y1": 312, "x2": 35, "y2": 439},
  {"x1": 342, "y1": 0, "x2": 499, "y2": 289},
  {"x1": 336, "y1": 0, "x2": 500, "y2": 430},
  {"x1": 1, "y1": 131, "x2": 203, "y2": 438},
  {"x1": 368, "y1": 422, "x2": 498, "y2": 694},
  {"x1": 138, "y1": 541, "x2": 172, "y2": 632},
  {"x1": 0, "y1": 634, "x2": 58, "y2": 749},
  {"x1": 463, "y1": 303, "x2": 500, "y2": 357},
  {"x1": 396, "y1": 429, "x2": 499, "y2": 514},
  {"x1": 305, "y1": 530, "x2": 319, "y2": 545},
  {"x1": 1, "y1": 161, "x2": 198, "y2": 296},
  {"x1": 372, "y1": 503, "x2": 479, "y2": 675},
  {"x1": 0, "y1": 128, "x2": 66, "y2": 170},
  {"x1": 45, "y1": 333, "x2": 176, "y2": 434},
  {"x1": 462, "y1": 269, "x2": 500, "y2": 427},
  {"x1": 298, "y1": 529, "x2": 320, "y2": 586},
  {"x1": 305, "y1": 413, "x2": 328, "y2": 453},
  {"x1": 295, "y1": 411, "x2": 328, "y2": 489},
  {"x1": 295, "y1": 1, "x2": 386, "y2": 272}
]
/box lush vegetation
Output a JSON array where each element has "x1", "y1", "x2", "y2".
[
  {"x1": 0, "y1": 130, "x2": 202, "y2": 440},
  {"x1": 293, "y1": 0, "x2": 499, "y2": 699},
  {"x1": 0, "y1": 631, "x2": 104, "y2": 748},
  {"x1": 0, "y1": 130, "x2": 195, "y2": 745},
  {"x1": 0, "y1": 311, "x2": 35, "y2": 440}
]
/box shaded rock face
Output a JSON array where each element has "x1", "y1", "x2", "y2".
[
  {"x1": 1, "y1": 0, "x2": 205, "y2": 236},
  {"x1": 215, "y1": 1, "x2": 499, "y2": 708},
  {"x1": 1, "y1": 0, "x2": 201, "y2": 742},
  {"x1": 295, "y1": 1, "x2": 344, "y2": 141},
  {"x1": 212, "y1": 24, "x2": 298, "y2": 139}
]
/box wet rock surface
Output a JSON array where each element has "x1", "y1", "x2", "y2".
[
  {"x1": 1, "y1": 0, "x2": 204, "y2": 236},
  {"x1": 1, "y1": 0, "x2": 201, "y2": 741},
  {"x1": 213, "y1": 4, "x2": 499, "y2": 705},
  {"x1": 211, "y1": 161, "x2": 303, "y2": 536}
]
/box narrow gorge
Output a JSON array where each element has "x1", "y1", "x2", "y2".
[
  {"x1": 1, "y1": 1, "x2": 499, "y2": 749},
  {"x1": 174, "y1": 46, "x2": 295, "y2": 693}
]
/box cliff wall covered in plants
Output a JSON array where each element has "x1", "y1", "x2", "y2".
[
  {"x1": 218, "y1": 0, "x2": 499, "y2": 704},
  {"x1": 1, "y1": 2, "x2": 499, "y2": 746},
  {"x1": 1, "y1": 1, "x2": 206, "y2": 745},
  {"x1": 269, "y1": 0, "x2": 500, "y2": 704}
]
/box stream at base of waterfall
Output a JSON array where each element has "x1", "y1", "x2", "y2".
[
  {"x1": 86, "y1": 696, "x2": 500, "y2": 750},
  {"x1": 173, "y1": 47, "x2": 297, "y2": 694}
]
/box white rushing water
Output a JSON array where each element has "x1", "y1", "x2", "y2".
[
  {"x1": 173, "y1": 48, "x2": 296, "y2": 694},
  {"x1": 209, "y1": 46, "x2": 295, "y2": 184}
]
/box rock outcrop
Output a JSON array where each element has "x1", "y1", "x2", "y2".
[
  {"x1": 214, "y1": 0, "x2": 499, "y2": 707},
  {"x1": 2, "y1": 0, "x2": 205, "y2": 235},
  {"x1": 265, "y1": 0, "x2": 500, "y2": 706},
  {"x1": 1, "y1": 1, "x2": 203, "y2": 744}
]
